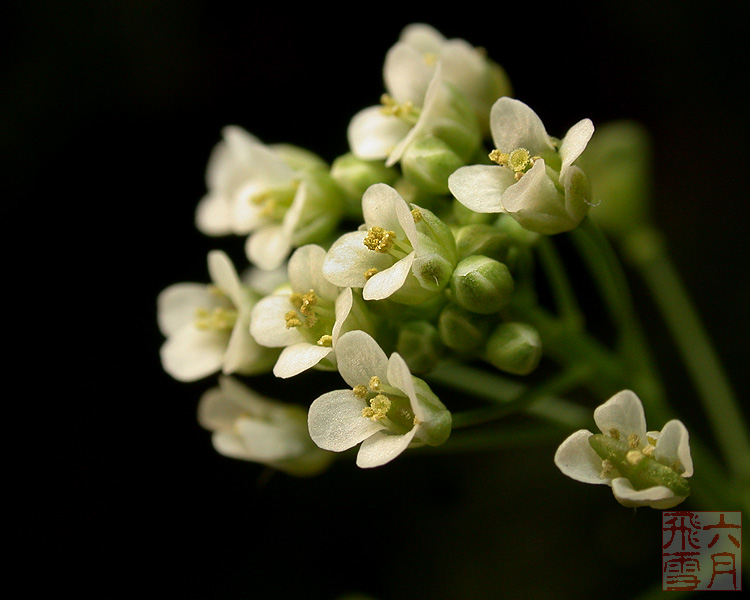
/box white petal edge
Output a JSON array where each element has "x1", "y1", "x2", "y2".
[
  {"x1": 490, "y1": 97, "x2": 555, "y2": 156},
  {"x1": 611, "y1": 477, "x2": 684, "y2": 509},
  {"x1": 363, "y1": 252, "x2": 415, "y2": 301},
  {"x1": 307, "y1": 389, "x2": 385, "y2": 452},
  {"x1": 273, "y1": 342, "x2": 333, "y2": 379},
  {"x1": 335, "y1": 330, "x2": 390, "y2": 389},
  {"x1": 448, "y1": 165, "x2": 514, "y2": 213},
  {"x1": 594, "y1": 389, "x2": 647, "y2": 441},
  {"x1": 654, "y1": 419, "x2": 693, "y2": 477},
  {"x1": 560, "y1": 118, "x2": 595, "y2": 176},
  {"x1": 554, "y1": 429, "x2": 610, "y2": 484},
  {"x1": 356, "y1": 427, "x2": 418, "y2": 468}
]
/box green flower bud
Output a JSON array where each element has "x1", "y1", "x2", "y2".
[
  {"x1": 401, "y1": 135, "x2": 465, "y2": 195},
  {"x1": 437, "y1": 302, "x2": 492, "y2": 353},
  {"x1": 411, "y1": 376, "x2": 452, "y2": 447},
  {"x1": 484, "y1": 322, "x2": 542, "y2": 375},
  {"x1": 396, "y1": 320, "x2": 444, "y2": 374},
  {"x1": 412, "y1": 204, "x2": 458, "y2": 264},
  {"x1": 450, "y1": 255, "x2": 514, "y2": 315},
  {"x1": 330, "y1": 153, "x2": 399, "y2": 219},
  {"x1": 290, "y1": 169, "x2": 346, "y2": 247},
  {"x1": 454, "y1": 223, "x2": 512, "y2": 262},
  {"x1": 577, "y1": 120, "x2": 653, "y2": 236}
]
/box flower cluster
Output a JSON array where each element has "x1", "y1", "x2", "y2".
[{"x1": 158, "y1": 23, "x2": 693, "y2": 505}]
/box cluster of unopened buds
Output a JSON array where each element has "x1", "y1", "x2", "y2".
[{"x1": 158, "y1": 23, "x2": 692, "y2": 507}]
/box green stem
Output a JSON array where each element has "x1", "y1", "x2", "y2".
[
  {"x1": 624, "y1": 226, "x2": 750, "y2": 483},
  {"x1": 536, "y1": 237, "x2": 584, "y2": 328},
  {"x1": 570, "y1": 218, "x2": 667, "y2": 417},
  {"x1": 427, "y1": 360, "x2": 592, "y2": 430}
]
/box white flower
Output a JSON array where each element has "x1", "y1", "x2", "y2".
[
  {"x1": 348, "y1": 62, "x2": 479, "y2": 168},
  {"x1": 448, "y1": 97, "x2": 595, "y2": 235},
  {"x1": 554, "y1": 390, "x2": 693, "y2": 509},
  {"x1": 157, "y1": 250, "x2": 274, "y2": 382},
  {"x1": 250, "y1": 244, "x2": 355, "y2": 379},
  {"x1": 307, "y1": 330, "x2": 451, "y2": 468},
  {"x1": 385, "y1": 23, "x2": 511, "y2": 131},
  {"x1": 194, "y1": 126, "x2": 337, "y2": 270},
  {"x1": 198, "y1": 376, "x2": 333, "y2": 477},
  {"x1": 322, "y1": 183, "x2": 456, "y2": 304}
]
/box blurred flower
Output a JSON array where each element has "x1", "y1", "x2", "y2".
[
  {"x1": 307, "y1": 330, "x2": 451, "y2": 468},
  {"x1": 554, "y1": 390, "x2": 693, "y2": 508},
  {"x1": 157, "y1": 250, "x2": 275, "y2": 382},
  {"x1": 199, "y1": 376, "x2": 333, "y2": 476}
]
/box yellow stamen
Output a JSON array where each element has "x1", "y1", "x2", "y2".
[
  {"x1": 364, "y1": 268, "x2": 379, "y2": 280},
  {"x1": 626, "y1": 449, "x2": 645, "y2": 465},
  {"x1": 628, "y1": 433, "x2": 640, "y2": 449},
  {"x1": 608, "y1": 428, "x2": 620, "y2": 441},
  {"x1": 361, "y1": 394, "x2": 391, "y2": 421},
  {"x1": 284, "y1": 310, "x2": 302, "y2": 328},
  {"x1": 363, "y1": 226, "x2": 396, "y2": 253},
  {"x1": 194, "y1": 307, "x2": 237, "y2": 331},
  {"x1": 317, "y1": 335, "x2": 333, "y2": 347},
  {"x1": 352, "y1": 385, "x2": 368, "y2": 399},
  {"x1": 411, "y1": 208, "x2": 423, "y2": 223},
  {"x1": 299, "y1": 289, "x2": 318, "y2": 316},
  {"x1": 368, "y1": 376, "x2": 381, "y2": 392}
]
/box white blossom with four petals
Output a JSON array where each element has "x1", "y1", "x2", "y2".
[
  {"x1": 307, "y1": 330, "x2": 451, "y2": 468},
  {"x1": 195, "y1": 125, "x2": 331, "y2": 270},
  {"x1": 449, "y1": 97, "x2": 595, "y2": 235},
  {"x1": 250, "y1": 244, "x2": 354, "y2": 379},
  {"x1": 157, "y1": 250, "x2": 274, "y2": 382},
  {"x1": 554, "y1": 390, "x2": 693, "y2": 509},
  {"x1": 199, "y1": 376, "x2": 333, "y2": 476}
]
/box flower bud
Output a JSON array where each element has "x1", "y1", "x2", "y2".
[
  {"x1": 330, "y1": 153, "x2": 399, "y2": 218},
  {"x1": 450, "y1": 255, "x2": 514, "y2": 315},
  {"x1": 396, "y1": 320, "x2": 444, "y2": 374},
  {"x1": 401, "y1": 135, "x2": 465, "y2": 195},
  {"x1": 484, "y1": 322, "x2": 542, "y2": 375},
  {"x1": 290, "y1": 169, "x2": 346, "y2": 247},
  {"x1": 271, "y1": 143, "x2": 328, "y2": 172},
  {"x1": 437, "y1": 302, "x2": 492, "y2": 353},
  {"x1": 577, "y1": 120, "x2": 652, "y2": 237},
  {"x1": 411, "y1": 376, "x2": 452, "y2": 447},
  {"x1": 454, "y1": 223, "x2": 512, "y2": 262}
]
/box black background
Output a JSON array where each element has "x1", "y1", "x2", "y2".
[{"x1": 7, "y1": 1, "x2": 749, "y2": 598}]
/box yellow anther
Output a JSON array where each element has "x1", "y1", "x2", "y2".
[
  {"x1": 207, "y1": 285, "x2": 226, "y2": 297},
  {"x1": 361, "y1": 394, "x2": 391, "y2": 421},
  {"x1": 608, "y1": 428, "x2": 621, "y2": 441},
  {"x1": 642, "y1": 444, "x2": 656, "y2": 457},
  {"x1": 194, "y1": 307, "x2": 237, "y2": 331},
  {"x1": 647, "y1": 435, "x2": 658, "y2": 446},
  {"x1": 626, "y1": 449, "x2": 645, "y2": 465},
  {"x1": 289, "y1": 292, "x2": 302, "y2": 308},
  {"x1": 352, "y1": 385, "x2": 368, "y2": 399},
  {"x1": 299, "y1": 289, "x2": 318, "y2": 316},
  {"x1": 600, "y1": 459, "x2": 616, "y2": 478},
  {"x1": 368, "y1": 376, "x2": 381, "y2": 392},
  {"x1": 364, "y1": 268, "x2": 379, "y2": 280},
  {"x1": 489, "y1": 147, "x2": 537, "y2": 176},
  {"x1": 284, "y1": 310, "x2": 302, "y2": 329},
  {"x1": 411, "y1": 208, "x2": 423, "y2": 223},
  {"x1": 627, "y1": 433, "x2": 640, "y2": 449},
  {"x1": 317, "y1": 335, "x2": 333, "y2": 347},
  {"x1": 363, "y1": 226, "x2": 396, "y2": 253}
]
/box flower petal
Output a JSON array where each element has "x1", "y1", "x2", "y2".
[
  {"x1": 348, "y1": 106, "x2": 412, "y2": 161},
  {"x1": 448, "y1": 165, "x2": 514, "y2": 213},
  {"x1": 335, "y1": 330, "x2": 390, "y2": 389},
  {"x1": 386, "y1": 352, "x2": 420, "y2": 420},
  {"x1": 250, "y1": 295, "x2": 306, "y2": 348},
  {"x1": 554, "y1": 429, "x2": 609, "y2": 484},
  {"x1": 288, "y1": 244, "x2": 339, "y2": 301},
  {"x1": 195, "y1": 193, "x2": 233, "y2": 236},
  {"x1": 654, "y1": 419, "x2": 693, "y2": 477},
  {"x1": 272, "y1": 342, "x2": 333, "y2": 379},
  {"x1": 208, "y1": 250, "x2": 243, "y2": 307},
  {"x1": 356, "y1": 427, "x2": 418, "y2": 468},
  {"x1": 235, "y1": 418, "x2": 306, "y2": 462},
  {"x1": 307, "y1": 389, "x2": 385, "y2": 452},
  {"x1": 383, "y1": 42, "x2": 434, "y2": 106},
  {"x1": 594, "y1": 389, "x2": 647, "y2": 441},
  {"x1": 498, "y1": 159, "x2": 561, "y2": 215},
  {"x1": 157, "y1": 283, "x2": 216, "y2": 337},
  {"x1": 560, "y1": 118, "x2": 595, "y2": 175},
  {"x1": 490, "y1": 97, "x2": 555, "y2": 156},
  {"x1": 160, "y1": 325, "x2": 225, "y2": 382},
  {"x1": 323, "y1": 231, "x2": 394, "y2": 289},
  {"x1": 246, "y1": 224, "x2": 293, "y2": 271},
  {"x1": 362, "y1": 183, "x2": 409, "y2": 234},
  {"x1": 363, "y1": 252, "x2": 415, "y2": 300},
  {"x1": 610, "y1": 477, "x2": 684, "y2": 509}
]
